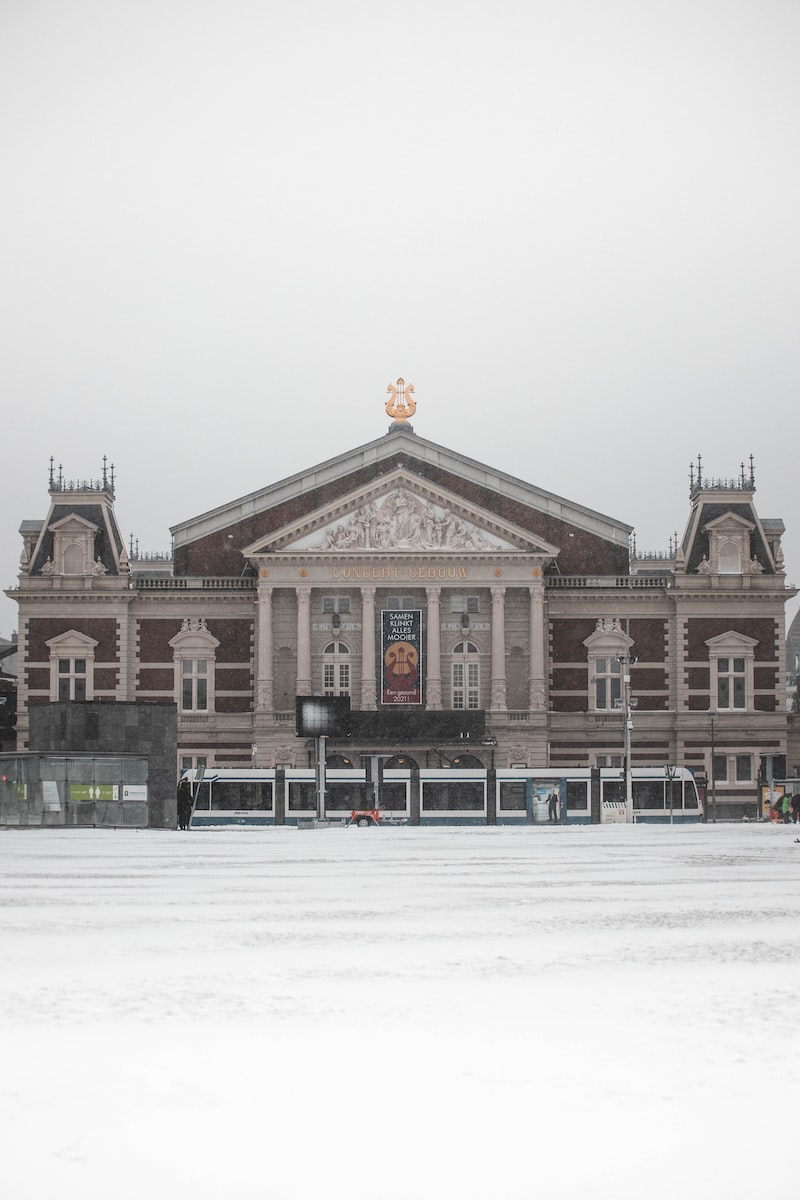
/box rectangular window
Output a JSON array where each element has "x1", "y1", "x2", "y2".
[
  {"x1": 717, "y1": 657, "x2": 746, "y2": 710},
  {"x1": 736, "y1": 755, "x2": 752, "y2": 782},
  {"x1": 466, "y1": 662, "x2": 479, "y2": 709},
  {"x1": 56, "y1": 657, "x2": 89, "y2": 701},
  {"x1": 712, "y1": 755, "x2": 727, "y2": 783},
  {"x1": 181, "y1": 659, "x2": 209, "y2": 712},
  {"x1": 453, "y1": 662, "x2": 465, "y2": 710},
  {"x1": 450, "y1": 595, "x2": 479, "y2": 613},
  {"x1": 594, "y1": 658, "x2": 622, "y2": 711}
]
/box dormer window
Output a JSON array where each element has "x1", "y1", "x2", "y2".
[
  {"x1": 701, "y1": 513, "x2": 754, "y2": 576},
  {"x1": 49, "y1": 514, "x2": 100, "y2": 576},
  {"x1": 717, "y1": 540, "x2": 741, "y2": 574}
]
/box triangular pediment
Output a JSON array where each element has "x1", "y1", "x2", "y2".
[
  {"x1": 242, "y1": 470, "x2": 560, "y2": 558},
  {"x1": 702, "y1": 512, "x2": 755, "y2": 534},
  {"x1": 50, "y1": 513, "x2": 100, "y2": 535}
]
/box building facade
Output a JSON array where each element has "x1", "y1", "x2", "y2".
[{"x1": 7, "y1": 405, "x2": 797, "y2": 819}]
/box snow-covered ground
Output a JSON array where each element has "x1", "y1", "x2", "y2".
[{"x1": 2, "y1": 823, "x2": 799, "y2": 1199}]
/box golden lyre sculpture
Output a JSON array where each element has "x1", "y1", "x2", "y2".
[{"x1": 385, "y1": 377, "x2": 416, "y2": 422}]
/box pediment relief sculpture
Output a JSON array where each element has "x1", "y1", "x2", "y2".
[{"x1": 293, "y1": 490, "x2": 516, "y2": 553}]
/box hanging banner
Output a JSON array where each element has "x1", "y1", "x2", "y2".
[{"x1": 381, "y1": 609, "x2": 422, "y2": 705}]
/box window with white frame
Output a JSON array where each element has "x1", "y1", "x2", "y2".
[
  {"x1": 593, "y1": 657, "x2": 622, "y2": 711},
  {"x1": 716, "y1": 656, "x2": 746, "y2": 710},
  {"x1": 181, "y1": 755, "x2": 208, "y2": 773},
  {"x1": 702, "y1": 512, "x2": 754, "y2": 575},
  {"x1": 46, "y1": 630, "x2": 97, "y2": 701},
  {"x1": 736, "y1": 755, "x2": 752, "y2": 782},
  {"x1": 323, "y1": 641, "x2": 350, "y2": 695},
  {"x1": 706, "y1": 631, "x2": 758, "y2": 713},
  {"x1": 322, "y1": 596, "x2": 350, "y2": 614},
  {"x1": 583, "y1": 619, "x2": 633, "y2": 713},
  {"x1": 450, "y1": 595, "x2": 480, "y2": 614},
  {"x1": 712, "y1": 755, "x2": 728, "y2": 783},
  {"x1": 181, "y1": 658, "x2": 209, "y2": 711},
  {"x1": 170, "y1": 619, "x2": 219, "y2": 714},
  {"x1": 595, "y1": 754, "x2": 623, "y2": 769},
  {"x1": 386, "y1": 595, "x2": 418, "y2": 609},
  {"x1": 452, "y1": 640, "x2": 480, "y2": 709}
]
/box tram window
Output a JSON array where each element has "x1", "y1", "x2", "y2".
[
  {"x1": 603, "y1": 780, "x2": 624, "y2": 803},
  {"x1": 326, "y1": 782, "x2": 368, "y2": 811},
  {"x1": 424, "y1": 781, "x2": 484, "y2": 810},
  {"x1": 499, "y1": 781, "x2": 526, "y2": 811},
  {"x1": 288, "y1": 782, "x2": 316, "y2": 811},
  {"x1": 634, "y1": 781, "x2": 664, "y2": 810},
  {"x1": 213, "y1": 782, "x2": 272, "y2": 811},
  {"x1": 192, "y1": 782, "x2": 211, "y2": 811},
  {"x1": 566, "y1": 782, "x2": 588, "y2": 811},
  {"x1": 380, "y1": 782, "x2": 407, "y2": 810}
]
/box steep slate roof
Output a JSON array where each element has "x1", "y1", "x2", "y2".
[{"x1": 171, "y1": 424, "x2": 632, "y2": 575}]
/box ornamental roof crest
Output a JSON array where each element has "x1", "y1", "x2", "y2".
[{"x1": 385, "y1": 377, "x2": 416, "y2": 423}]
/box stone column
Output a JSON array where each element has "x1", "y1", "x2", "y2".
[
  {"x1": 528, "y1": 577, "x2": 546, "y2": 711},
  {"x1": 295, "y1": 585, "x2": 312, "y2": 695},
  {"x1": 255, "y1": 578, "x2": 274, "y2": 712},
  {"x1": 490, "y1": 585, "x2": 508, "y2": 711},
  {"x1": 360, "y1": 586, "x2": 377, "y2": 709},
  {"x1": 425, "y1": 585, "x2": 442, "y2": 709}
]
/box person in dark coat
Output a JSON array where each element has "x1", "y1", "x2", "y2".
[
  {"x1": 177, "y1": 778, "x2": 193, "y2": 830},
  {"x1": 548, "y1": 789, "x2": 559, "y2": 823}
]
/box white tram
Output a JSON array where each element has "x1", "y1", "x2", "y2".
[{"x1": 182, "y1": 765, "x2": 702, "y2": 827}]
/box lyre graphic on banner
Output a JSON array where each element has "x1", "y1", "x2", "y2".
[{"x1": 381, "y1": 609, "x2": 422, "y2": 705}]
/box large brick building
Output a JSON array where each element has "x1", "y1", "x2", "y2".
[{"x1": 7, "y1": 399, "x2": 797, "y2": 819}]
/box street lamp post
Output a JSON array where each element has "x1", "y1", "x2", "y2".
[
  {"x1": 665, "y1": 764, "x2": 678, "y2": 825},
  {"x1": 620, "y1": 655, "x2": 634, "y2": 824},
  {"x1": 709, "y1": 712, "x2": 717, "y2": 824}
]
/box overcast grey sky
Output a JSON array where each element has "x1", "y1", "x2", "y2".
[{"x1": 2, "y1": 0, "x2": 798, "y2": 638}]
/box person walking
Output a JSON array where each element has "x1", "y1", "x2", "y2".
[
  {"x1": 781, "y1": 792, "x2": 792, "y2": 824},
  {"x1": 791, "y1": 793, "x2": 800, "y2": 824}
]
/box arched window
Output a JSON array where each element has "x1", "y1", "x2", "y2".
[
  {"x1": 63, "y1": 543, "x2": 85, "y2": 576},
  {"x1": 452, "y1": 639, "x2": 480, "y2": 710},
  {"x1": 718, "y1": 540, "x2": 741, "y2": 574},
  {"x1": 323, "y1": 641, "x2": 350, "y2": 696}
]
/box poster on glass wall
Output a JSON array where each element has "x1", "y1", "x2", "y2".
[{"x1": 381, "y1": 609, "x2": 422, "y2": 705}]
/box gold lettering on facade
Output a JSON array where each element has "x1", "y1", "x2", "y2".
[{"x1": 332, "y1": 564, "x2": 469, "y2": 579}]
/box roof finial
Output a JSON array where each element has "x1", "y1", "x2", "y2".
[{"x1": 385, "y1": 377, "x2": 416, "y2": 423}]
